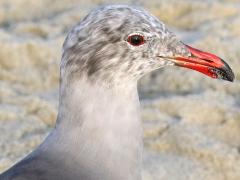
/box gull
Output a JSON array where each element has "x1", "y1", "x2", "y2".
[{"x1": 0, "y1": 4, "x2": 234, "y2": 180}]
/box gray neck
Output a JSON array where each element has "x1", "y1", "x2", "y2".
[{"x1": 41, "y1": 78, "x2": 143, "y2": 180}]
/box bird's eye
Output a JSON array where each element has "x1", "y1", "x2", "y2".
[{"x1": 127, "y1": 34, "x2": 145, "y2": 46}]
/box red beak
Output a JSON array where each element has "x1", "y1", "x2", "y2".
[{"x1": 170, "y1": 44, "x2": 235, "y2": 82}]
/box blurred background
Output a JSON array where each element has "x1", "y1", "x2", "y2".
[{"x1": 0, "y1": 0, "x2": 239, "y2": 179}]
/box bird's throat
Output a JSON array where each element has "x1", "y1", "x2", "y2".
[{"x1": 42, "y1": 79, "x2": 143, "y2": 180}]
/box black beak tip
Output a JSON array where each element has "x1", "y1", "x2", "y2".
[
  {"x1": 219, "y1": 59, "x2": 235, "y2": 82},
  {"x1": 223, "y1": 71, "x2": 235, "y2": 82}
]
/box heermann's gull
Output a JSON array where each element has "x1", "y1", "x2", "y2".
[{"x1": 0, "y1": 5, "x2": 234, "y2": 180}]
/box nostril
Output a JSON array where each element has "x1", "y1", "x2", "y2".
[{"x1": 201, "y1": 57, "x2": 214, "y2": 63}]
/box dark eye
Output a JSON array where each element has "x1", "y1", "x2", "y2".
[{"x1": 127, "y1": 34, "x2": 145, "y2": 46}]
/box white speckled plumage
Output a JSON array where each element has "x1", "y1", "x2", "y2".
[{"x1": 0, "y1": 4, "x2": 191, "y2": 180}]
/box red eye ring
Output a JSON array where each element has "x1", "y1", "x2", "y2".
[{"x1": 127, "y1": 34, "x2": 145, "y2": 46}]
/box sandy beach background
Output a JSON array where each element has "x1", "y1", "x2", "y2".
[{"x1": 0, "y1": 0, "x2": 240, "y2": 179}]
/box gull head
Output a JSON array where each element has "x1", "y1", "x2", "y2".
[{"x1": 61, "y1": 5, "x2": 234, "y2": 86}]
